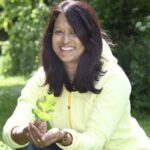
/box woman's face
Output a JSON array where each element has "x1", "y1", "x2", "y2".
[{"x1": 52, "y1": 13, "x2": 85, "y2": 66}]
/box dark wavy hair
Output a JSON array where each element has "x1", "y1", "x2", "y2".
[{"x1": 41, "y1": 0, "x2": 104, "y2": 96}]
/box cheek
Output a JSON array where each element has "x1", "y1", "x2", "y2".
[
  {"x1": 52, "y1": 36, "x2": 57, "y2": 49},
  {"x1": 77, "y1": 41, "x2": 85, "y2": 52}
]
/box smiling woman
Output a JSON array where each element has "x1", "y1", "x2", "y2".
[
  {"x1": 2, "y1": 0, "x2": 150, "y2": 150},
  {"x1": 52, "y1": 13, "x2": 85, "y2": 74},
  {"x1": 42, "y1": 0, "x2": 103, "y2": 97}
]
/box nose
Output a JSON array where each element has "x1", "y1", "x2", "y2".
[{"x1": 63, "y1": 33, "x2": 70, "y2": 44}]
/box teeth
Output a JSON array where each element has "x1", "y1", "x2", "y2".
[{"x1": 61, "y1": 47, "x2": 74, "y2": 51}]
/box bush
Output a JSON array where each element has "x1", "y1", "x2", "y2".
[
  {"x1": 0, "y1": 0, "x2": 50, "y2": 75},
  {"x1": 115, "y1": 34, "x2": 150, "y2": 111},
  {"x1": 88, "y1": 0, "x2": 150, "y2": 111}
]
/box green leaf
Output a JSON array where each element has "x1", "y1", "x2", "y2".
[
  {"x1": 32, "y1": 108, "x2": 52, "y2": 121},
  {"x1": 36, "y1": 95, "x2": 55, "y2": 112},
  {"x1": 32, "y1": 94, "x2": 56, "y2": 122}
]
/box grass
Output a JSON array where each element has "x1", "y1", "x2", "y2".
[
  {"x1": 0, "y1": 76, "x2": 149, "y2": 142},
  {"x1": 0, "y1": 76, "x2": 27, "y2": 141}
]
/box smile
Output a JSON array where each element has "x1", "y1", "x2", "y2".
[{"x1": 60, "y1": 47, "x2": 74, "y2": 51}]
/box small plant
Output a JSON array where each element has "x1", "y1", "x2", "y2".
[{"x1": 32, "y1": 94, "x2": 56, "y2": 128}]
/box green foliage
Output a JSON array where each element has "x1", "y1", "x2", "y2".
[
  {"x1": 0, "y1": 0, "x2": 50, "y2": 75},
  {"x1": 116, "y1": 34, "x2": 150, "y2": 111},
  {"x1": 91, "y1": 0, "x2": 150, "y2": 111},
  {"x1": 0, "y1": 41, "x2": 12, "y2": 75},
  {"x1": 32, "y1": 94, "x2": 56, "y2": 122}
]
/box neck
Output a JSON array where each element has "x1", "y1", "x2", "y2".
[{"x1": 64, "y1": 63, "x2": 78, "y2": 82}]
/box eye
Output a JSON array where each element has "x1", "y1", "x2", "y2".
[
  {"x1": 70, "y1": 30, "x2": 76, "y2": 36},
  {"x1": 54, "y1": 30, "x2": 63, "y2": 35}
]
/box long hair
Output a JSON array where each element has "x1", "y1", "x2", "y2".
[{"x1": 41, "y1": 0, "x2": 104, "y2": 96}]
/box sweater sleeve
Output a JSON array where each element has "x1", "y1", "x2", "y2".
[
  {"x1": 2, "y1": 67, "x2": 47, "y2": 149},
  {"x1": 57, "y1": 68, "x2": 132, "y2": 150}
]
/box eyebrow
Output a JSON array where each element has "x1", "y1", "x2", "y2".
[
  {"x1": 53, "y1": 26, "x2": 74, "y2": 31},
  {"x1": 53, "y1": 26, "x2": 61, "y2": 29}
]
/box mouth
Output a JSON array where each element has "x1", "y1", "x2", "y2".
[{"x1": 60, "y1": 46, "x2": 74, "y2": 51}]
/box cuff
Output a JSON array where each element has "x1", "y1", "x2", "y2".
[
  {"x1": 56, "y1": 129, "x2": 79, "y2": 150},
  {"x1": 3, "y1": 126, "x2": 29, "y2": 149}
]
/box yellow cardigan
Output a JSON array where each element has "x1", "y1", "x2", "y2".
[{"x1": 3, "y1": 40, "x2": 150, "y2": 150}]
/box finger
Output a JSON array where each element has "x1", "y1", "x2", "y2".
[
  {"x1": 30, "y1": 123, "x2": 48, "y2": 148},
  {"x1": 39, "y1": 124, "x2": 47, "y2": 134},
  {"x1": 34, "y1": 120, "x2": 47, "y2": 134},
  {"x1": 30, "y1": 124, "x2": 49, "y2": 148},
  {"x1": 42, "y1": 128, "x2": 60, "y2": 146},
  {"x1": 36, "y1": 122, "x2": 47, "y2": 131},
  {"x1": 29, "y1": 123, "x2": 43, "y2": 141},
  {"x1": 34, "y1": 119, "x2": 42, "y2": 126},
  {"x1": 28, "y1": 125, "x2": 38, "y2": 146}
]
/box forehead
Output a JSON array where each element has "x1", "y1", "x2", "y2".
[{"x1": 54, "y1": 13, "x2": 72, "y2": 29}]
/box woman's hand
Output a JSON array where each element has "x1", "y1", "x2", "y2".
[
  {"x1": 28, "y1": 124, "x2": 60, "y2": 148},
  {"x1": 11, "y1": 126, "x2": 29, "y2": 145},
  {"x1": 12, "y1": 120, "x2": 72, "y2": 148},
  {"x1": 34, "y1": 120, "x2": 47, "y2": 135},
  {"x1": 40, "y1": 128, "x2": 73, "y2": 147},
  {"x1": 27, "y1": 120, "x2": 48, "y2": 148}
]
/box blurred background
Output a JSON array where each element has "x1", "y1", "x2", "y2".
[{"x1": 0, "y1": 0, "x2": 149, "y2": 147}]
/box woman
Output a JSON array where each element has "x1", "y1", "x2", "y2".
[{"x1": 3, "y1": 0, "x2": 150, "y2": 150}]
